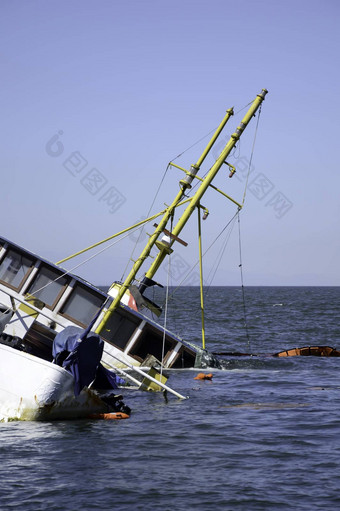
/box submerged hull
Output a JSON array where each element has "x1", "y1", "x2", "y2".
[{"x1": 0, "y1": 344, "x2": 113, "y2": 421}]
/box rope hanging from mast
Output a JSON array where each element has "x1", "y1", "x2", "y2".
[
  {"x1": 160, "y1": 213, "x2": 174, "y2": 374},
  {"x1": 121, "y1": 163, "x2": 171, "y2": 282},
  {"x1": 237, "y1": 210, "x2": 251, "y2": 350},
  {"x1": 242, "y1": 105, "x2": 262, "y2": 206},
  {"x1": 95, "y1": 90, "x2": 268, "y2": 332},
  {"x1": 162, "y1": 101, "x2": 263, "y2": 347},
  {"x1": 163, "y1": 209, "x2": 239, "y2": 309}
]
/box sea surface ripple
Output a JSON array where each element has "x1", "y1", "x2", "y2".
[{"x1": 1, "y1": 287, "x2": 340, "y2": 510}]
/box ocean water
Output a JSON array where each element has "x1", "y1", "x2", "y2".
[{"x1": 1, "y1": 287, "x2": 340, "y2": 511}]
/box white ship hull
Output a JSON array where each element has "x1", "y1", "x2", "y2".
[{"x1": 0, "y1": 344, "x2": 109, "y2": 421}]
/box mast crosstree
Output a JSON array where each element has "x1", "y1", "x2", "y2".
[{"x1": 96, "y1": 89, "x2": 268, "y2": 335}]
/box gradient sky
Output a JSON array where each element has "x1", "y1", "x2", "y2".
[{"x1": 1, "y1": 0, "x2": 339, "y2": 286}]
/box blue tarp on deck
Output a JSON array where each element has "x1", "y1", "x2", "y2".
[{"x1": 52, "y1": 326, "x2": 123, "y2": 396}]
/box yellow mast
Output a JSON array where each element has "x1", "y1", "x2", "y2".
[
  {"x1": 143, "y1": 89, "x2": 268, "y2": 282},
  {"x1": 96, "y1": 89, "x2": 267, "y2": 335},
  {"x1": 197, "y1": 202, "x2": 206, "y2": 349},
  {"x1": 95, "y1": 107, "x2": 234, "y2": 335}
]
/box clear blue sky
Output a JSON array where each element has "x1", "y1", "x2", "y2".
[{"x1": 1, "y1": 0, "x2": 339, "y2": 286}]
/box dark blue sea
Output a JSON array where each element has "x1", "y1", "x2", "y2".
[{"x1": 1, "y1": 287, "x2": 340, "y2": 511}]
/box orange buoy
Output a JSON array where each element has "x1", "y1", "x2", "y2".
[
  {"x1": 194, "y1": 373, "x2": 213, "y2": 380},
  {"x1": 88, "y1": 412, "x2": 130, "y2": 420}
]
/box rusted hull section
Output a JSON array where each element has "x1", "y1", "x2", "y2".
[
  {"x1": 214, "y1": 346, "x2": 340, "y2": 358},
  {"x1": 275, "y1": 346, "x2": 340, "y2": 357}
]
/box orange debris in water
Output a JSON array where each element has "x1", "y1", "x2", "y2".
[
  {"x1": 88, "y1": 412, "x2": 130, "y2": 420},
  {"x1": 194, "y1": 373, "x2": 213, "y2": 380}
]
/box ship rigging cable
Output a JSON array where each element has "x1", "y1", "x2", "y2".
[
  {"x1": 163, "y1": 100, "x2": 262, "y2": 331},
  {"x1": 121, "y1": 163, "x2": 171, "y2": 282},
  {"x1": 237, "y1": 211, "x2": 251, "y2": 350},
  {"x1": 242, "y1": 105, "x2": 262, "y2": 205},
  {"x1": 20, "y1": 226, "x2": 144, "y2": 302},
  {"x1": 160, "y1": 213, "x2": 174, "y2": 376},
  {"x1": 163, "y1": 210, "x2": 239, "y2": 309},
  {"x1": 170, "y1": 100, "x2": 254, "y2": 163}
]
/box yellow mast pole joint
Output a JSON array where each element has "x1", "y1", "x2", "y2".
[
  {"x1": 95, "y1": 105, "x2": 237, "y2": 332},
  {"x1": 171, "y1": 162, "x2": 242, "y2": 209},
  {"x1": 196, "y1": 107, "x2": 234, "y2": 169},
  {"x1": 95, "y1": 93, "x2": 266, "y2": 334},
  {"x1": 176, "y1": 107, "x2": 234, "y2": 191},
  {"x1": 144, "y1": 89, "x2": 267, "y2": 283}
]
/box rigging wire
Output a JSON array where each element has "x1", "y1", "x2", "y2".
[
  {"x1": 235, "y1": 107, "x2": 263, "y2": 351},
  {"x1": 50, "y1": 103, "x2": 260, "y2": 300},
  {"x1": 171, "y1": 129, "x2": 217, "y2": 162},
  {"x1": 122, "y1": 99, "x2": 258, "y2": 287},
  {"x1": 170, "y1": 103, "x2": 254, "y2": 197},
  {"x1": 120, "y1": 163, "x2": 171, "y2": 281},
  {"x1": 242, "y1": 105, "x2": 262, "y2": 206},
  {"x1": 159, "y1": 102, "x2": 263, "y2": 334},
  {"x1": 163, "y1": 210, "x2": 239, "y2": 308},
  {"x1": 160, "y1": 213, "x2": 174, "y2": 376},
  {"x1": 237, "y1": 211, "x2": 251, "y2": 350},
  {"x1": 3, "y1": 101, "x2": 262, "y2": 338},
  {"x1": 232, "y1": 138, "x2": 241, "y2": 160},
  {"x1": 170, "y1": 101, "x2": 253, "y2": 163},
  {"x1": 204, "y1": 212, "x2": 239, "y2": 293},
  {"x1": 15, "y1": 225, "x2": 145, "y2": 302}
]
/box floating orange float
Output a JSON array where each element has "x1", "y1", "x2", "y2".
[
  {"x1": 88, "y1": 412, "x2": 130, "y2": 420},
  {"x1": 194, "y1": 373, "x2": 213, "y2": 380}
]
